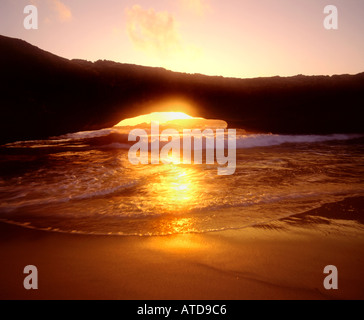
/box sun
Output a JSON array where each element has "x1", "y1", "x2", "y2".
[{"x1": 115, "y1": 112, "x2": 196, "y2": 127}]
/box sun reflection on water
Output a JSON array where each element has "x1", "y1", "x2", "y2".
[{"x1": 147, "y1": 165, "x2": 200, "y2": 213}]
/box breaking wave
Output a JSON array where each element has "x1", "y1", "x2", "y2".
[{"x1": 3, "y1": 127, "x2": 363, "y2": 150}]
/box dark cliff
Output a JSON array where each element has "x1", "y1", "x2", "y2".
[{"x1": 1, "y1": 34, "x2": 363, "y2": 144}]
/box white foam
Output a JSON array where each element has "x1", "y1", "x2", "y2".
[
  {"x1": 235, "y1": 133, "x2": 363, "y2": 149},
  {"x1": 60, "y1": 128, "x2": 116, "y2": 140}
]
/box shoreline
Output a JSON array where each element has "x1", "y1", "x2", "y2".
[{"x1": 1, "y1": 197, "x2": 364, "y2": 300}]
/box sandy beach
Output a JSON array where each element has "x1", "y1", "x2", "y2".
[{"x1": 1, "y1": 197, "x2": 363, "y2": 300}]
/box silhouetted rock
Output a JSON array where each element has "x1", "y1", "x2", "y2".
[{"x1": 0, "y1": 34, "x2": 363, "y2": 144}]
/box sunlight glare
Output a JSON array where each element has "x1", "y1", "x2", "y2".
[{"x1": 115, "y1": 112, "x2": 197, "y2": 127}]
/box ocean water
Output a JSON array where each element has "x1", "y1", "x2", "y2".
[{"x1": 0, "y1": 129, "x2": 363, "y2": 236}]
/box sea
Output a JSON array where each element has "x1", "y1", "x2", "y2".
[{"x1": 1, "y1": 128, "x2": 363, "y2": 236}]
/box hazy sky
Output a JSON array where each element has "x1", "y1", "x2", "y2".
[{"x1": 1, "y1": 0, "x2": 363, "y2": 78}]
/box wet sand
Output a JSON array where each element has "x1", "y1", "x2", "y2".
[{"x1": 1, "y1": 197, "x2": 364, "y2": 300}]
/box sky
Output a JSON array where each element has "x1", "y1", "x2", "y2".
[{"x1": 0, "y1": 0, "x2": 364, "y2": 78}]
